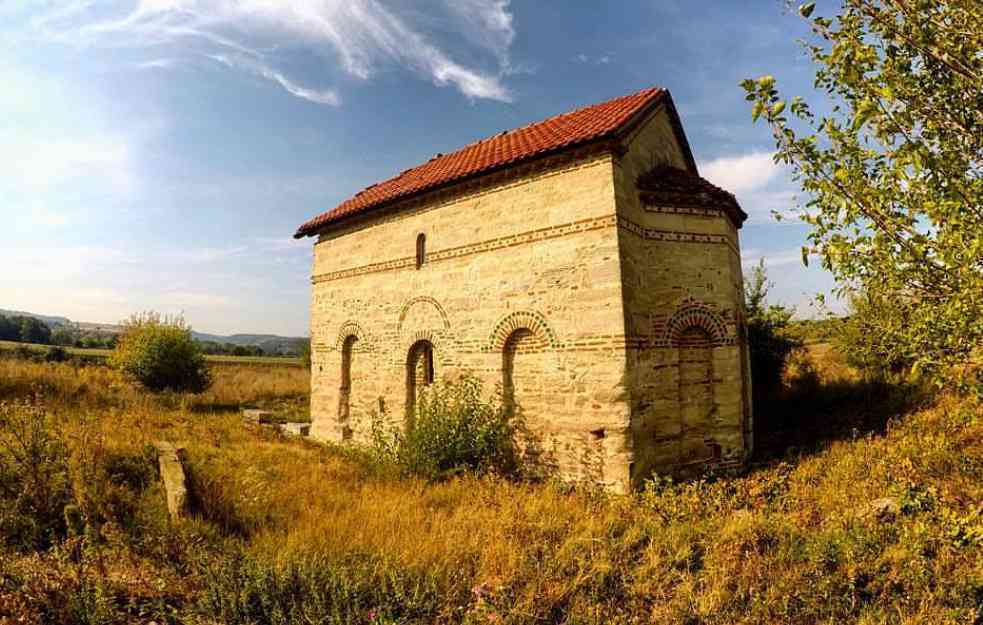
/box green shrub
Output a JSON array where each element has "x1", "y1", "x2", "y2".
[
  {"x1": 0, "y1": 400, "x2": 72, "y2": 551},
  {"x1": 370, "y1": 375, "x2": 520, "y2": 481},
  {"x1": 835, "y1": 291, "x2": 916, "y2": 381},
  {"x1": 44, "y1": 346, "x2": 69, "y2": 363},
  {"x1": 197, "y1": 550, "x2": 445, "y2": 625},
  {"x1": 109, "y1": 312, "x2": 211, "y2": 393},
  {"x1": 744, "y1": 260, "x2": 801, "y2": 407}
]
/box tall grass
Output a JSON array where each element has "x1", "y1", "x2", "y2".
[
  {"x1": 0, "y1": 356, "x2": 308, "y2": 413},
  {"x1": 0, "y1": 347, "x2": 980, "y2": 624}
]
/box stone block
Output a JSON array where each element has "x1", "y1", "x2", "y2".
[
  {"x1": 153, "y1": 442, "x2": 188, "y2": 521},
  {"x1": 243, "y1": 409, "x2": 274, "y2": 424},
  {"x1": 280, "y1": 422, "x2": 311, "y2": 437}
]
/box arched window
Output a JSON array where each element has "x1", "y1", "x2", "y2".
[
  {"x1": 502, "y1": 328, "x2": 533, "y2": 416},
  {"x1": 339, "y1": 335, "x2": 357, "y2": 423},
  {"x1": 415, "y1": 233, "x2": 426, "y2": 269},
  {"x1": 405, "y1": 339, "x2": 435, "y2": 428},
  {"x1": 677, "y1": 326, "x2": 714, "y2": 464}
]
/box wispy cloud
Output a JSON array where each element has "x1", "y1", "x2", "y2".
[
  {"x1": 134, "y1": 58, "x2": 177, "y2": 70},
  {"x1": 573, "y1": 53, "x2": 612, "y2": 65},
  {"x1": 210, "y1": 54, "x2": 341, "y2": 106},
  {"x1": 23, "y1": 0, "x2": 516, "y2": 103}
]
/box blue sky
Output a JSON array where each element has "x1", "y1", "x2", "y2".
[{"x1": 0, "y1": 0, "x2": 839, "y2": 336}]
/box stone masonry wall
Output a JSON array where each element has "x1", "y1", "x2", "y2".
[
  {"x1": 309, "y1": 151, "x2": 634, "y2": 491},
  {"x1": 307, "y1": 106, "x2": 752, "y2": 491},
  {"x1": 613, "y1": 108, "x2": 752, "y2": 486}
]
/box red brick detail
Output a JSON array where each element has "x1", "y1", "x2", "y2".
[
  {"x1": 396, "y1": 296, "x2": 451, "y2": 335},
  {"x1": 665, "y1": 302, "x2": 731, "y2": 347},
  {"x1": 487, "y1": 311, "x2": 560, "y2": 353},
  {"x1": 335, "y1": 320, "x2": 369, "y2": 352},
  {"x1": 399, "y1": 329, "x2": 449, "y2": 367},
  {"x1": 296, "y1": 87, "x2": 675, "y2": 237}
]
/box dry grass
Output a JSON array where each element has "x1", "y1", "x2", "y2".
[
  {"x1": 0, "y1": 339, "x2": 304, "y2": 366},
  {"x1": 1, "y1": 346, "x2": 980, "y2": 625},
  {"x1": 0, "y1": 356, "x2": 308, "y2": 415}
]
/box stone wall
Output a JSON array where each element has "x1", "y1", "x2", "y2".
[
  {"x1": 306, "y1": 106, "x2": 752, "y2": 491},
  {"x1": 613, "y1": 108, "x2": 752, "y2": 485},
  {"x1": 309, "y1": 150, "x2": 634, "y2": 490}
]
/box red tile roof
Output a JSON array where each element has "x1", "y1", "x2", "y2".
[{"x1": 295, "y1": 87, "x2": 680, "y2": 238}]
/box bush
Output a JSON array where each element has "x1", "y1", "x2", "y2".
[
  {"x1": 0, "y1": 400, "x2": 72, "y2": 551},
  {"x1": 836, "y1": 290, "x2": 917, "y2": 381},
  {"x1": 44, "y1": 346, "x2": 69, "y2": 363},
  {"x1": 109, "y1": 312, "x2": 211, "y2": 393},
  {"x1": 198, "y1": 550, "x2": 445, "y2": 625},
  {"x1": 744, "y1": 260, "x2": 801, "y2": 407},
  {"x1": 370, "y1": 375, "x2": 520, "y2": 480}
]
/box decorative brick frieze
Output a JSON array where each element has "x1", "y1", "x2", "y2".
[{"x1": 312, "y1": 214, "x2": 735, "y2": 286}]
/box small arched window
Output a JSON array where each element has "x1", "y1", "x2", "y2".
[
  {"x1": 415, "y1": 233, "x2": 426, "y2": 269},
  {"x1": 405, "y1": 339, "x2": 435, "y2": 429}
]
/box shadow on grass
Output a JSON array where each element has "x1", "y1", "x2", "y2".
[{"x1": 752, "y1": 370, "x2": 928, "y2": 464}]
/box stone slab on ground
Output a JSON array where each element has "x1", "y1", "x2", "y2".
[
  {"x1": 279, "y1": 422, "x2": 311, "y2": 437},
  {"x1": 243, "y1": 409, "x2": 275, "y2": 424},
  {"x1": 153, "y1": 441, "x2": 188, "y2": 521}
]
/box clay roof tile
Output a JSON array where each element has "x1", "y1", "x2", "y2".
[{"x1": 295, "y1": 86, "x2": 671, "y2": 237}]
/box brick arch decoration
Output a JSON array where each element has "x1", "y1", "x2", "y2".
[
  {"x1": 335, "y1": 320, "x2": 371, "y2": 352},
  {"x1": 664, "y1": 301, "x2": 732, "y2": 348},
  {"x1": 399, "y1": 328, "x2": 451, "y2": 366},
  {"x1": 486, "y1": 310, "x2": 561, "y2": 353},
  {"x1": 396, "y1": 295, "x2": 451, "y2": 337}
]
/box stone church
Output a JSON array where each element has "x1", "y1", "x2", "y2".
[{"x1": 295, "y1": 87, "x2": 752, "y2": 492}]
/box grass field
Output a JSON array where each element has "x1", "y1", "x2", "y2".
[
  {"x1": 0, "y1": 339, "x2": 302, "y2": 366},
  {"x1": 0, "y1": 345, "x2": 979, "y2": 625}
]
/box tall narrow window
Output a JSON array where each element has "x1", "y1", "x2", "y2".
[
  {"x1": 339, "y1": 335, "x2": 357, "y2": 422},
  {"x1": 415, "y1": 233, "x2": 426, "y2": 269},
  {"x1": 405, "y1": 339, "x2": 435, "y2": 429},
  {"x1": 502, "y1": 328, "x2": 533, "y2": 416}
]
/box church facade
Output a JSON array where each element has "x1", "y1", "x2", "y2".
[{"x1": 295, "y1": 87, "x2": 752, "y2": 492}]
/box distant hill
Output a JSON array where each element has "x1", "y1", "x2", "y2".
[
  {"x1": 1, "y1": 308, "x2": 306, "y2": 354},
  {"x1": 191, "y1": 332, "x2": 307, "y2": 355},
  {"x1": 0, "y1": 309, "x2": 71, "y2": 327}
]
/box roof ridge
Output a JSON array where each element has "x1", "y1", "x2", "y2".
[{"x1": 295, "y1": 86, "x2": 669, "y2": 238}]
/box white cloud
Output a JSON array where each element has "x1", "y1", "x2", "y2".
[
  {"x1": 211, "y1": 54, "x2": 341, "y2": 105},
  {"x1": 25, "y1": 0, "x2": 515, "y2": 103},
  {"x1": 697, "y1": 151, "x2": 805, "y2": 223},
  {"x1": 699, "y1": 151, "x2": 779, "y2": 194},
  {"x1": 442, "y1": 0, "x2": 515, "y2": 68}
]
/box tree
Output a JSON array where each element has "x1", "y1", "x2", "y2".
[
  {"x1": 109, "y1": 312, "x2": 212, "y2": 393},
  {"x1": 49, "y1": 325, "x2": 78, "y2": 347},
  {"x1": 744, "y1": 260, "x2": 800, "y2": 407},
  {"x1": 742, "y1": 0, "x2": 982, "y2": 381},
  {"x1": 836, "y1": 289, "x2": 914, "y2": 379},
  {"x1": 0, "y1": 316, "x2": 18, "y2": 341},
  {"x1": 297, "y1": 339, "x2": 311, "y2": 369},
  {"x1": 18, "y1": 317, "x2": 51, "y2": 345}
]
